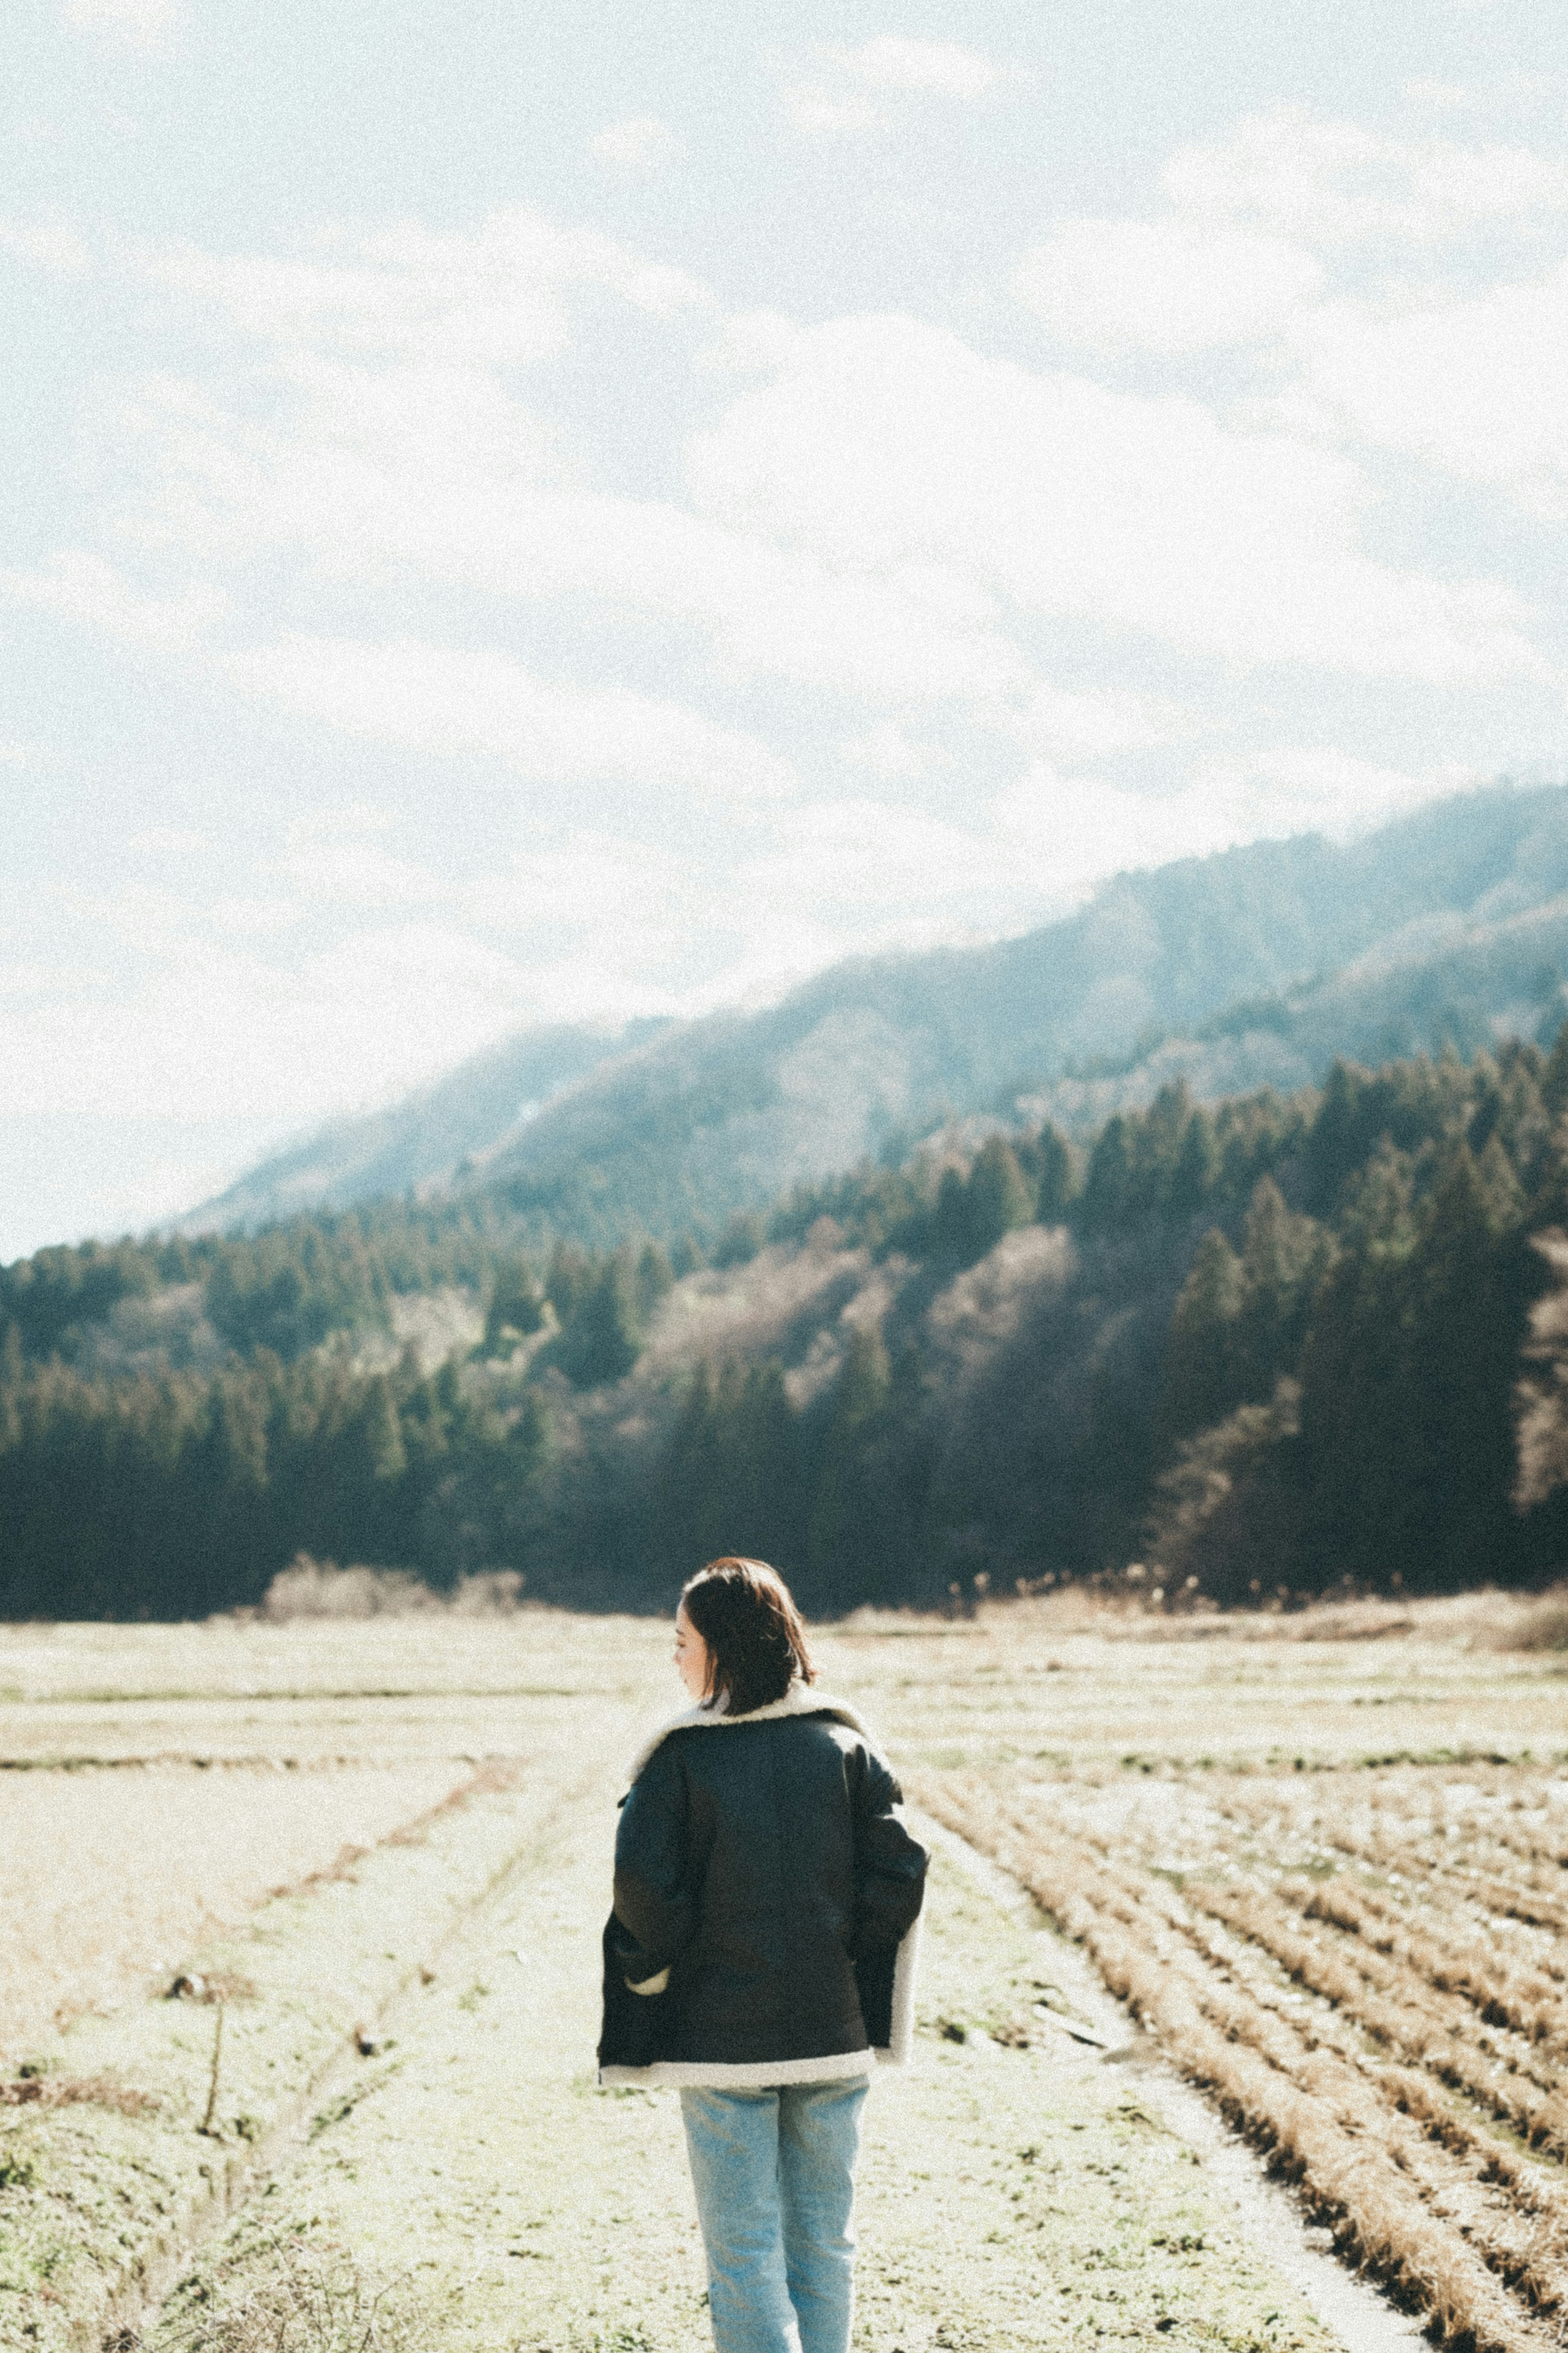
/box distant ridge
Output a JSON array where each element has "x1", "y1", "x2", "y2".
[
  {"x1": 186, "y1": 1017, "x2": 670, "y2": 1231},
  {"x1": 186, "y1": 782, "x2": 1568, "y2": 1243}
]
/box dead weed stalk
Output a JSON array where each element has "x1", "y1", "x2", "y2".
[{"x1": 161, "y1": 2237, "x2": 450, "y2": 2353}]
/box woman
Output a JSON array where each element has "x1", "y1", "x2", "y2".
[{"x1": 599, "y1": 1556, "x2": 928, "y2": 2353}]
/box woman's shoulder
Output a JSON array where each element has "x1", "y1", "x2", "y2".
[{"x1": 625, "y1": 1686, "x2": 885, "y2": 1788}]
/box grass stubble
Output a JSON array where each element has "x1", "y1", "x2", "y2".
[{"x1": 0, "y1": 1595, "x2": 1562, "y2": 2352}]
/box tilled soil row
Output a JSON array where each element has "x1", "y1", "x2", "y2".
[{"x1": 918, "y1": 1772, "x2": 1565, "y2": 2353}]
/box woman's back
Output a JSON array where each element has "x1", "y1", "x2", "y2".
[
  {"x1": 600, "y1": 1682, "x2": 926, "y2": 2090},
  {"x1": 617, "y1": 1709, "x2": 915, "y2": 2070}
]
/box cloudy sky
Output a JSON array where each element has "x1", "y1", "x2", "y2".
[{"x1": 4, "y1": 0, "x2": 1568, "y2": 1258}]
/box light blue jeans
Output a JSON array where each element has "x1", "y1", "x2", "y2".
[{"x1": 679, "y1": 2077, "x2": 869, "y2": 2353}]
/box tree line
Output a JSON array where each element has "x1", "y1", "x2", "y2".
[{"x1": 6, "y1": 1030, "x2": 1568, "y2": 1617}]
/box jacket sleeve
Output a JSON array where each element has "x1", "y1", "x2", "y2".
[
  {"x1": 851, "y1": 1745, "x2": 928, "y2": 1955},
  {"x1": 610, "y1": 1738, "x2": 694, "y2": 1992}
]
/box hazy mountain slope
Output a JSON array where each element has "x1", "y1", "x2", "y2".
[
  {"x1": 1022, "y1": 886, "x2": 1568, "y2": 1135},
  {"x1": 190, "y1": 782, "x2": 1568, "y2": 1241},
  {"x1": 187, "y1": 1018, "x2": 670, "y2": 1231},
  {"x1": 461, "y1": 783, "x2": 1568, "y2": 1231}
]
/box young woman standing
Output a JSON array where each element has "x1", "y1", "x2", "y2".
[{"x1": 598, "y1": 1556, "x2": 928, "y2": 2353}]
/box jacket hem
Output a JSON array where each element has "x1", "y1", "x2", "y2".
[{"x1": 598, "y1": 2045, "x2": 876, "y2": 2090}]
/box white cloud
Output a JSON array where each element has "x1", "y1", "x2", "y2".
[
  {"x1": 0, "y1": 213, "x2": 94, "y2": 274},
  {"x1": 2, "y1": 548, "x2": 224, "y2": 650},
  {"x1": 739, "y1": 796, "x2": 1003, "y2": 916},
  {"x1": 0, "y1": 920, "x2": 539, "y2": 1123},
  {"x1": 822, "y1": 36, "x2": 1001, "y2": 98},
  {"x1": 34, "y1": 736, "x2": 1446, "y2": 1147},
  {"x1": 982, "y1": 747, "x2": 1467, "y2": 901},
  {"x1": 125, "y1": 208, "x2": 708, "y2": 365},
  {"x1": 728, "y1": 743, "x2": 1455, "y2": 941},
  {"x1": 94, "y1": 352, "x2": 1035, "y2": 710},
  {"x1": 0, "y1": 826, "x2": 708, "y2": 1133},
  {"x1": 688, "y1": 311, "x2": 1546, "y2": 684},
  {"x1": 782, "y1": 35, "x2": 1005, "y2": 136},
  {"x1": 780, "y1": 85, "x2": 888, "y2": 139},
  {"x1": 224, "y1": 633, "x2": 800, "y2": 802},
  {"x1": 60, "y1": 0, "x2": 178, "y2": 51},
  {"x1": 839, "y1": 723, "x2": 946, "y2": 781},
  {"x1": 590, "y1": 115, "x2": 684, "y2": 171},
  {"x1": 1177, "y1": 745, "x2": 1471, "y2": 841},
  {"x1": 1164, "y1": 107, "x2": 1568, "y2": 246},
  {"x1": 1015, "y1": 217, "x2": 1323, "y2": 352},
  {"x1": 1009, "y1": 683, "x2": 1178, "y2": 760},
  {"x1": 1299, "y1": 261, "x2": 1568, "y2": 515},
  {"x1": 268, "y1": 805, "x2": 704, "y2": 946}
]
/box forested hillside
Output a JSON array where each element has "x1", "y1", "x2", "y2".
[
  {"x1": 8, "y1": 1027, "x2": 1568, "y2": 1619},
  {"x1": 189, "y1": 783, "x2": 1568, "y2": 1249}
]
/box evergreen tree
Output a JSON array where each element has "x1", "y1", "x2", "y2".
[
  {"x1": 653, "y1": 1358, "x2": 802, "y2": 1576},
  {"x1": 545, "y1": 1240, "x2": 593, "y2": 1325},
  {"x1": 1157, "y1": 1229, "x2": 1245, "y2": 1448},
  {"x1": 1169, "y1": 1105, "x2": 1220, "y2": 1215},
  {"x1": 1542, "y1": 1019, "x2": 1568, "y2": 1122},
  {"x1": 634, "y1": 1241, "x2": 675, "y2": 1327},
  {"x1": 712, "y1": 1213, "x2": 766, "y2": 1269},
  {"x1": 670, "y1": 1232, "x2": 706, "y2": 1278},
  {"x1": 807, "y1": 1325, "x2": 893, "y2": 1605},
  {"x1": 1403, "y1": 1144, "x2": 1530, "y2": 1585},
  {"x1": 556, "y1": 1256, "x2": 642, "y2": 1388},
  {"x1": 1232, "y1": 1177, "x2": 1330, "y2": 1403},
  {"x1": 1131, "y1": 1083, "x2": 1192, "y2": 1218},
  {"x1": 964, "y1": 1138, "x2": 1033, "y2": 1258},
  {"x1": 1295, "y1": 1148, "x2": 1421, "y2": 1588},
  {"x1": 931, "y1": 1165, "x2": 970, "y2": 1264},
  {"x1": 1078, "y1": 1115, "x2": 1134, "y2": 1232},
  {"x1": 1031, "y1": 1123, "x2": 1079, "y2": 1223},
  {"x1": 484, "y1": 1257, "x2": 546, "y2": 1354}
]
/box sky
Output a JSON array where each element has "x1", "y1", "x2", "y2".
[{"x1": 4, "y1": 0, "x2": 1568, "y2": 1260}]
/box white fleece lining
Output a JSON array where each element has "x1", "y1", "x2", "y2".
[
  {"x1": 599, "y1": 1683, "x2": 924, "y2": 2092},
  {"x1": 621, "y1": 1680, "x2": 882, "y2": 1784},
  {"x1": 599, "y1": 2047, "x2": 876, "y2": 2091},
  {"x1": 884, "y1": 1905, "x2": 921, "y2": 2066}
]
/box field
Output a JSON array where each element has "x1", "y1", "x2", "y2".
[{"x1": 0, "y1": 1596, "x2": 1563, "y2": 2352}]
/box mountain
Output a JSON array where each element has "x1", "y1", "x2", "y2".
[
  {"x1": 1020, "y1": 875, "x2": 1568, "y2": 1133},
  {"x1": 188, "y1": 781, "x2": 1568, "y2": 1245},
  {"x1": 187, "y1": 1017, "x2": 670, "y2": 1231}
]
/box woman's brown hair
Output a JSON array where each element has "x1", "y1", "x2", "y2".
[{"x1": 681, "y1": 1557, "x2": 815, "y2": 1716}]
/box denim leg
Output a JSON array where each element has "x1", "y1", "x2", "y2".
[
  {"x1": 680, "y1": 2088, "x2": 801, "y2": 2353},
  {"x1": 777, "y1": 2078, "x2": 868, "y2": 2353}
]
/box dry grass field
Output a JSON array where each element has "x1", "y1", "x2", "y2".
[
  {"x1": 0, "y1": 1761, "x2": 468, "y2": 2063},
  {"x1": 0, "y1": 1592, "x2": 1563, "y2": 2352}
]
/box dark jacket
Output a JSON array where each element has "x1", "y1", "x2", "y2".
[{"x1": 597, "y1": 1688, "x2": 928, "y2": 2088}]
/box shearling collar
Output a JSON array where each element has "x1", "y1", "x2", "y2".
[{"x1": 625, "y1": 1680, "x2": 878, "y2": 1786}]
